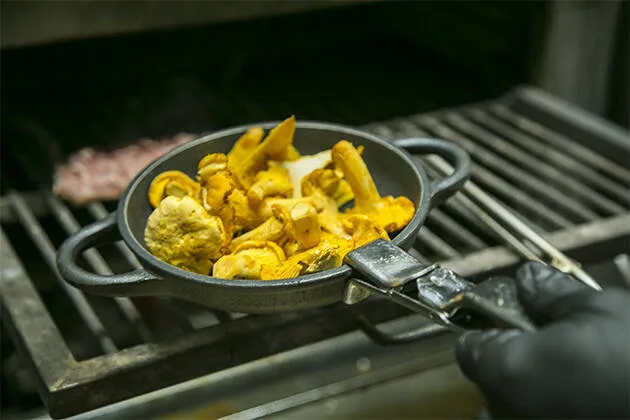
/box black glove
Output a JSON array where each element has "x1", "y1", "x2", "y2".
[{"x1": 456, "y1": 262, "x2": 630, "y2": 419}]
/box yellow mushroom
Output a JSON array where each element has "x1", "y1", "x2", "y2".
[
  {"x1": 301, "y1": 167, "x2": 354, "y2": 208},
  {"x1": 143, "y1": 117, "x2": 415, "y2": 281},
  {"x1": 148, "y1": 170, "x2": 201, "y2": 208},
  {"x1": 343, "y1": 214, "x2": 390, "y2": 248},
  {"x1": 229, "y1": 189, "x2": 266, "y2": 231},
  {"x1": 261, "y1": 233, "x2": 352, "y2": 280},
  {"x1": 197, "y1": 156, "x2": 264, "y2": 233},
  {"x1": 144, "y1": 196, "x2": 226, "y2": 275},
  {"x1": 197, "y1": 153, "x2": 229, "y2": 184},
  {"x1": 227, "y1": 127, "x2": 264, "y2": 165},
  {"x1": 276, "y1": 145, "x2": 301, "y2": 162},
  {"x1": 230, "y1": 116, "x2": 297, "y2": 189},
  {"x1": 200, "y1": 172, "x2": 236, "y2": 212},
  {"x1": 257, "y1": 194, "x2": 326, "y2": 221},
  {"x1": 300, "y1": 169, "x2": 351, "y2": 239},
  {"x1": 229, "y1": 212, "x2": 287, "y2": 251},
  {"x1": 213, "y1": 241, "x2": 286, "y2": 280},
  {"x1": 282, "y1": 241, "x2": 302, "y2": 258},
  {"x1": 281, "y1": 149, "x2": 334, "y2": 198},
  {"x1": 290, "y1": 202, "x2": 322, "y2": 249},
  {"x1": 247, "y1": 164, "x2": 294, "y2": 207},
  {"x1": 331, "y1": 140, "x2": 415, "y2": 233}
]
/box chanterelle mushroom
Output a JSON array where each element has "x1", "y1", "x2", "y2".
[
  {"x1": 197, "y1": 153, "x2": 229, "y2": 184},
  {"x1": 343, "y1": 214, "x2": 390, "y2": 248},
  {"x1": 230, "y1": 116, "x2": 297, "y2": 189},
  {"x1": 227, "y1": 127, "x2": 264, "y2": 165},
  {"x1": 229, "y1": 208, "x2": 288, "y2": 251},
  {"x1": 213, "y1": 241, "x2": 286, "y2": 280},
  {"x1": 144, "y1": 196, "x2": 226, "y2": 274},
  {"x1": 300, "y1": 169, "x2": 351, "y2": 239},
  {"x1": 148, "y1": 170, "x2": 200, "y2": 208},
  {"x1": 280, "y1": 147, "x2": 361, "y2": 204},
  {"x1": 290, "y1": 202, "x2": 322, "y2": 249},
  {"x1": 197, "y1": 152, "x2": 263, "y2": 233},
  {"x1": 143, "y1": 116, "x2": 416, "y2": 281},
  {"x1": 261, "y1": 233, "x2": 352, "y2": 280},
  {"x1": 302, "y1": 167, "x2": 353, "y2": 207},
  {"x1": 281, "y1": 150, "x2": 332, "y2": 197},
  {"x1": 247, "y1": 163, "x2": 293, "y2": 207},
  {"x1": 331, "y1": 140, "x2": 415, "y2": 232},
  {"x1": 257, "y1": 195, "x2": 325, "y2": 221}
]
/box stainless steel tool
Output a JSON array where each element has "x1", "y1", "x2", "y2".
[{"x1": 344, "y1": 239, "x2": 537, "y2": 333}]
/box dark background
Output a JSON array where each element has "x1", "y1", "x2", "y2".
[{"x1": 1, "y1": 1, "x2": 549, "y2": 193}]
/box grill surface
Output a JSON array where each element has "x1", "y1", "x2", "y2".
[{"x1": 1, "y1": 86, "x2": 629, "y2": 418}]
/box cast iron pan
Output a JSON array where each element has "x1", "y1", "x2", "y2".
[{"x1": 56, "y1": 121, "x2": 471, "y2": 313}]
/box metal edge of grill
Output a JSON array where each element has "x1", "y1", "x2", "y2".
[{"x1": 1, "y1": 85, "x2": 629, "y2": 418}]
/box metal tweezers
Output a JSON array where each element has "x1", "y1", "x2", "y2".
[{"x1": 423, "y1": 155, "x2": 602, "y2": 291}]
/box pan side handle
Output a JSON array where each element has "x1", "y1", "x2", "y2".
[
  {"x1": 56, "y1": 211, "x2": 160, "y2": 296},
  {"x1": 393, "y1": 138, "x2": 471, "y2": 207}
]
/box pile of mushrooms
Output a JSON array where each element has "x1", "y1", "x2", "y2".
[{"x1": 144, "y1": 116, "x2": 415, "y2": 280}]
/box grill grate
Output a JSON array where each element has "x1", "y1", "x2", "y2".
[{"x1": 1, "y1": 86, "x2": 629, "y2": 418}]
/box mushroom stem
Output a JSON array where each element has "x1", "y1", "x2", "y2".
[
  {"x1": 290, "y1": 203, "x2": 321, "y2": 249},
  {"x1": 228, "y1": 127, "x2": 264, "y2": 165},
  {"x1": 331, "y1": 140, "x2": 380, "y2": 211}
]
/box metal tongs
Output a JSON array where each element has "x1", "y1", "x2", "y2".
[
  {"x1": 342, "y1": 154, "x2": 602, "y2": 336},
  {"x1": 344, "y1": 239, "x2": 537, "y2": 333}
]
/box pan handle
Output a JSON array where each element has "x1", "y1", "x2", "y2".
[
  {"x1": 57, "y1": 211, "x2": 159, "y2": 296},
  {"x1": 393, "y1": 138, "x2": 471, "y2": 207}
]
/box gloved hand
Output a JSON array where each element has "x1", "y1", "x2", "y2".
[{"x1": 456, "y1": 262, "x2": 630, "y2": 419}]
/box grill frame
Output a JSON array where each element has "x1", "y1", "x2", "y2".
[{"x1": 1, "y1": 86, "x2": 629, "y2": 419}]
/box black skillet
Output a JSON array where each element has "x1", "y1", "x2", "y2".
[{"x1": 57, "y1": 121, "x2": 535, "y2": 332}]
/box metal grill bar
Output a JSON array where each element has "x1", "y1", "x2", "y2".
[
  {"x1": 468, "y1": 109, "x2": 630, "y2": 206},
  {"x1": 415, "y1": 116, "x2": 600, "y2": 222},
  {"x1": 7, "y1": 192, "x2": 117, "y2": 353},
  {"x1": 407, "y1": 247, "x2": 430, "y2": 264},
  {"x1": 416, "y1": 229, "x2": 460, "y2": 259},
  {"x1": 387, "y1": 119, "x2": 575, "y2": 230},
  {"x1": 424, "y1": 208, "x2": 486, "y2": 252},
  {"x1": 439, "y1": 195, "x2": 504, "y2": 239},
  {"x1": 490, "y1": 104, "x2": 630, "y2": 184},
  {"x1": 443, "y1": 112, "x2": 626, "y2": 215},
  {"x1": 426, "y1": 207, "x2": 488, "y2": 249},
  {"x1": 0, "y1": 191, "x2": 47, "y2": 221},
  {"x1": 46, "y1": 195, "x2": 153, "y2": 342},
  {"x1": 0, "y1": 227, "x2": 75, "y2": 378}
]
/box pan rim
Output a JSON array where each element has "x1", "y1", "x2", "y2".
[{"x1": 117, "y1": 120, "x2": 429, "y2": 289}]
